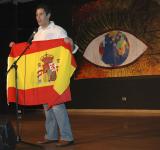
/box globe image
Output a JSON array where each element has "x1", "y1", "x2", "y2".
[{"x1": 99, "y1": 31, "x2": 129, "y2": 66}]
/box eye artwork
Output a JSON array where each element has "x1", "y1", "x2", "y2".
[
  {"x1": 84, "y1": 31, "x2": 147, "y2": 67},
  {"x1": 73, "y1": 0, "x2": 160, "y2": 79}
]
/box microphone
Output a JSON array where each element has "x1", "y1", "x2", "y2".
[{"x1": 27, "y1": 28, "x2": 38, "y2": 44}]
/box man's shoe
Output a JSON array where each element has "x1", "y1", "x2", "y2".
[
  {"x1": 37, "y1": 139, "x2": 58, "y2": 144},
  {"x1": 56, "y1": 140, "x2": 74, "y2": 147}
]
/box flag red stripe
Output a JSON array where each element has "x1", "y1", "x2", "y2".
[
  {"x1": 10, "y1": 39, "x2": 72, "y2": 57},
  {"x1": 8, "y1": 86, "x2": 71, "y2": 106}
]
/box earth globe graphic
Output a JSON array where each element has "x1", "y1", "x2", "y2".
[{"x1": 99, "y1": 31, "x2": 130, "y2": 67}]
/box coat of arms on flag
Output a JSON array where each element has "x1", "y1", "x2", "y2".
[{"x1": 37, "y1": 53, "x2": 59, "y2": 83}]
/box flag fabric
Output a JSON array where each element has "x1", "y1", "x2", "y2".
[{"x1": 7, "y1": 39, "x2": 76, "y2": 107}]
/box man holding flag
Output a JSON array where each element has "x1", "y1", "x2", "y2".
[{"x1": 8, "y1": 3, "x2": 76, "y2": 147}]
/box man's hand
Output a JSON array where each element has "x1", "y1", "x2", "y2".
[
  {"x1": 64, "y1": 37, "x2": 73, "y2": 47},
  {"x1": 64, "y1": 37, "x2": 73, "y2": 44},
  {"x1": 64, "y1": 38, "x2": 78, "y2": 54},
  {"x1": 9, "y1": 41, "x2": 15, "y2": 48}
]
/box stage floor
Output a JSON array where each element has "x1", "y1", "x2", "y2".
[{"x1": 1, "y1": 110, "x2": 160, "y2": 150}]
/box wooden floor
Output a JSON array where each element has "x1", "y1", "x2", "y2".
[{"x1": 1, "y1": 110, "x2": 160, "y2": 150}]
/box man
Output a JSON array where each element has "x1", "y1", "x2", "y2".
[
  {"x1": 9, "y1": 3, "x2": 77, "y2": 147},
  {"x1": 33, "y1": 3, "x2": 75, "y2": 147}
]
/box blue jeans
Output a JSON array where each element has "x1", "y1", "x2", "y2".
[{"x1": 43, "y1": 104, "x2": 73, "y2": 141}]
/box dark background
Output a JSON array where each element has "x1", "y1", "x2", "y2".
[{"x1": 0, "y1": 0, "x2": 160, "y2": 113}]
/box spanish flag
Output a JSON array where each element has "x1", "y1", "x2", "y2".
[{"x1": 7, "y1": 39, "x2": 76, "y2": 107}]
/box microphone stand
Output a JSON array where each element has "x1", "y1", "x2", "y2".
[{"x1": 7, "y1": 37, "x2": 42, "y2": 148}]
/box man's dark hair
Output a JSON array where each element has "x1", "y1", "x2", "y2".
[{"x1": 36, "y1": 3, "x2": 52, "y2": 15}]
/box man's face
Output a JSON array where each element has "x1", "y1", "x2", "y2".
[{"x1": 36, "y1": 8, "x2": 50, "y2": 27}]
